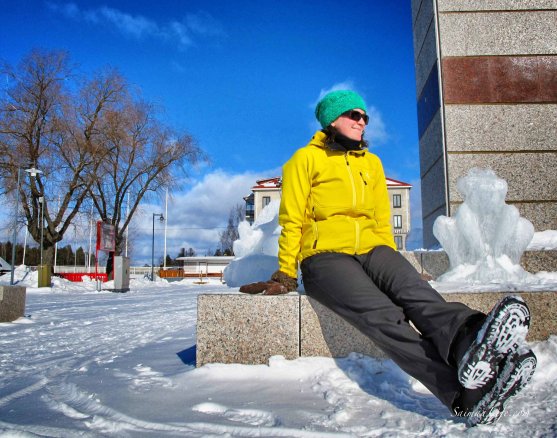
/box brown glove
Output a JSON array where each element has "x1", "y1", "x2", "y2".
[
  {"x1": 239, "y1": 270, "x2": 298, "y2": 295},
  {"x1": 270, "y1": 270, "x2": 298, "y2": 292},
  {"x1": 239, "y1": 280, "x2": 288, "y2": 295}
]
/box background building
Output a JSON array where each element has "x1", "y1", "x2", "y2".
[
  {"x1": 412, "y1": 0, "x2": 557, "y2": 247},
  {"x1": 387, "y1": 178, "x2": 413, "y2": 251},
  {"x1": 245, "y1": 177, "x2": 412, "y2": 250},
  {"x1": 243, "y1": 177, "x2": 283, "y2": 224}
]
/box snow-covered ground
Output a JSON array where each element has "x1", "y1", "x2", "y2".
[{"x1": 1, "y1": 270, "x2": 556, "y2": 437}]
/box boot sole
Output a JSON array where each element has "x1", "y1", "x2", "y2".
[
  {"x1": 469, "y1": 349, "x2": 537, "y2": 426},
  {"x1": 458, "y1": 296, "x2": 530, "y2": 389}
]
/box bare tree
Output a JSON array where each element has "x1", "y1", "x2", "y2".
[
  {"x1": 0, "y1": 50, "x2": 125, "y2": 265},
  {"x1": 1, "y1": 49, "x2": 204, "y2": 265},
  {"x1": 88, "y1": 96, "x2": 205, "y2": 255},
  {"x1": 219, "y1": 204, "x2": 245, "y2": 255}
]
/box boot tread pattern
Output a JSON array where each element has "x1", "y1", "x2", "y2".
[
  {"x1": 458, "y1": 296, "x2": 530, "y2": 390},
  {"x1": 469, "y1": 350, "x2": 537, "y2": 426}
]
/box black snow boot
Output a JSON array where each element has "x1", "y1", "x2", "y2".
[
  {"x1": 452, "y1": 379, "x2": 495, "y2": 420},
  {"x1": 467, "y1": 348, "x2": 537, "y2": 426},
  {"x1": 458, "y1": 295, "x2": 530, "y2": 389}
]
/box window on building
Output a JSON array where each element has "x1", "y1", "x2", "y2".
[
  {"x1": 244, "y1": 195, "x2": 254, "y2": 224},
  {"x1": 393, "y1": 215, "x2": 402, "y2": 229},
  {"x1": 393, "y1": 194, "x2": 401, "y2": 208},
  {"x1": 394, "y1": 235, "x2": 403, "y2": 250},
  {"x1": 262, "y1": 196, "x2": 271, "y2": 208}
]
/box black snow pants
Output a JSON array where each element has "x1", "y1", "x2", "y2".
[{"x1": 300, "y1": 245, "x2": 484, "y2": 410}]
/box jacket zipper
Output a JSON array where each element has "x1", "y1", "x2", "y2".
[
  {"x1": 312, "y1": 206, "x2": 318, "y2": 249},
  {"x1": 345, "y1": 153, "x2": 360, "y2": 253},
  {"x1": 344, "y1": 154, "x2": 357, "y2": 210},
  {"x1": 359, "y1": 171, "x2": 367, "y2": 204}
]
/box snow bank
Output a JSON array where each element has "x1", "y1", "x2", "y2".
[
  {"x1": 528, "y1": 230, "x2": 557, "y2": 251},
  {"x1": 223, "y1": 200, "x2": 283, "y2": 287},
  {"x1": 0, "y1": 282, "x2": 555, "y2": 436}
]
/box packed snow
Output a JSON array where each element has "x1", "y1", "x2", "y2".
[
  {"x1": 1, "y1": 270, "x2": 557, "y2": 437},
  {"x1": 2, "y1": 172, "x2": 557, "y2": 436},
  {"x1": 528, "y1": 230, "x2": 557, "y2": 251},
  {"x1": 4, "y1": 217, "x2": 557, "y2": 438},
  {"x1": 224, "y1": 200, "x2": 282, "y2": 288}
]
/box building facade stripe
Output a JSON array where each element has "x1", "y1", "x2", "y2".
[
  {"x1": 442, "y1": 55, "x2": 557, "y2": 104},
  {"x1": 417, "y1": 63, "x2": 442, "y2": 138}
]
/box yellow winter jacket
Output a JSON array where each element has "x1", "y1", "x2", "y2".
[{"x1": 278, "y1": 130, "x2": 396, "y2": 278}]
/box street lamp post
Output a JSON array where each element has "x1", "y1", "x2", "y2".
[
  {"x1": 10, "y1": 169, "x2": 22, "y2": 286},
  {"x1": 10, "y1": 167, "x2": 42, "y2": 285},
  {"x1": 151, "y1": 213, "x2": 164, "y2": 281}
]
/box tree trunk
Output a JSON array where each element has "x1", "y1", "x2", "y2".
[{"x1": 42, "y1": 244, "x2": 55, "y2": 267}]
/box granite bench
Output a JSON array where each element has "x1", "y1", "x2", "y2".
[
  {"x1": 196, "y1": 291, "x2": 557, "y2": 366},
  {"x1": 196, "y1": 250, "x2": 557, "y2": 366}
]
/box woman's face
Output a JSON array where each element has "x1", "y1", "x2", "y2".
[{"x1": 331, "y1": 109, "x2": 367, "y2": 141}]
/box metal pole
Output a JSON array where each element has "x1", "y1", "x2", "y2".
[
  {"x1": 40, "y1": 196, "x2": 44, "y2": 266},
  {"x1": 125, "y1": 192, "x2": 129, "y2": 257},
  {"x1": 163, "y1": 188, "x2": 168, "y2": 270},
  {"x1": 73, "y1": 224, "x2": 77, "y2": 270},
  {"x1": 10, "y1": 168, "x2": 21, "y2": 285},
  {"x1": 54, "y1": 195, "x2": 60, "y2": 270},
  {"x1": 151, "y1": 213, "x2": 155, "y2": 281},
  {"x1": 87, "y1": 204, "x2": 93, "y2": 272},
  {"x1": 22, "y1": 226, "x2": 28, "y2": 266},
  {"x1": 151, "y1": 213, "x2": 164, "y2": 281}
]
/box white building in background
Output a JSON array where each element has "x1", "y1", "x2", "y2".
[
  {"x1": 244, "y1": 176, "x2": 412, "y2": 250},
  {"x1": 243, "y1": 177, "x2": 282, "y2": 225}
]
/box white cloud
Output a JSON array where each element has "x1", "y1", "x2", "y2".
[
  {"x1": 2, "y1": 167, "x2": 280, "y2": 264},
  {"x1": 58, "y1": 2, "x2": 79, "y2": 19},
  {"x1": 94, "y1": 7, "x2": 159, "y2": 40},
  {"x1": 365, "y1": 107, "x2": 388, "y2": 145},
  {"x1": 129, "y1": 168, "x2": 280, "y2": 262},
  {"x1": 314, "y1": 81, "x2": 356, "y2": 106},
  {"x1": 47, "y1": 3, "x2": 224, "y2": 49},
  {"x1": 167, "y1": 21, "x2": 193, "y2": 48},
  {"x1": 185, "y1": 11, "x2": 226, "y2": 37}
]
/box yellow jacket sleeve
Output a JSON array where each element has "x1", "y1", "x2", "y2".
[{"x1": 277, "y1": 149, "x2": 312, "y2": 278}]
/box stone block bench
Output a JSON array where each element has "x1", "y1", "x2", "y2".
[
  {"x1": 196, "y1": 250, "x2": 557, "y2": 366},
  {"x1": 196, "y1": 291, "x2": 557, "y2": 366},
  {"x1": 0, "y1": 285, "x2": 26, "y2": 322}
]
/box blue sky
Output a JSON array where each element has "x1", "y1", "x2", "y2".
[{"x1": 1, "y1": 1, "x2": 422, "y2": 263}]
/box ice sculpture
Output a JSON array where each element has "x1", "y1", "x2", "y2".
[{"x1": 433, "y1": 168, "x2": 535, "y2": 283}]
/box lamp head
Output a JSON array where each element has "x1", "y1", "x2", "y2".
[{"x1": 25, "y1": 167, "x2": 43, "y2": 177}]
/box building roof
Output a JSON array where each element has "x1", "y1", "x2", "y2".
[
  {"x1": 251, "y1": 177, "x2": 282, "y2": 190},
  {"x1": 386, "y1": 177, "x2": 412, "y2": 188}
]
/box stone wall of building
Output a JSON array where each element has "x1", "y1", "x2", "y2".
[{"x1": 412, "y1": 0, "x2": 557, "y2": 247}]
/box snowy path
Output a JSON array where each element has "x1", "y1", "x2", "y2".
[{"x1": 1, "y1": 277, "x2": 556, "y2": 437}]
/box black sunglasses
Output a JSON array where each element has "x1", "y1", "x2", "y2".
[{"x1": 342, "y1": 110, "x2": 369, "y2": 125}]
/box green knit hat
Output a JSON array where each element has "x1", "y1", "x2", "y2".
[{"x1": 315, "y1": 90, "x2": 367, "y2": 129}]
